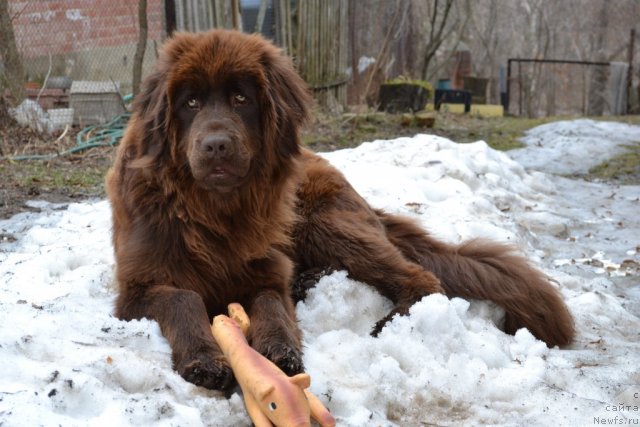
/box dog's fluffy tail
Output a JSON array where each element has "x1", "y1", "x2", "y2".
[{"x1": 378, "y1": 211, "x2": 575, "y2": 347}]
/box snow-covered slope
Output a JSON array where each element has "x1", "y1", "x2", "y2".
[{"x1": 1, "y1": 119, "x2": 639, "y2": 426}]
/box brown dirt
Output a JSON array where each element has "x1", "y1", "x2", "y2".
[{"x1": 0, "y1": 100, "x2": 114, "y2": 219}]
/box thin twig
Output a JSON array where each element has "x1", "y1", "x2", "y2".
[
  {"x1": 53, "y1": 124, "x2": 70, "y2": 144},
  {"x1": 36, "y1": 53, "x2": 53, "y2": 104}
]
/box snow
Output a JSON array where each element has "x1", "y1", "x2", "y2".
[
  {"x1": 1, "y1": 119, "x2": 639, "y2": 426},
  {"x1": 509, "y1": 118, "x2": 640, "y2": 175}
]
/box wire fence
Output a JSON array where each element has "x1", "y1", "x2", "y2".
[
  {"x1": 3, "y1": 0, "x2": 350, "y2": 126},
  {"x1": 11, "y1": 0, "x2": 164, "y2": 92},
  {"x1": 3, "y1": 0, "x2": 164, "y2": 131},
  {"x1": 506, "y1": 59, "x2": 629, "y2": 118}
]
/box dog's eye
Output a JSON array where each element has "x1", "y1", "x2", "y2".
[
  {"x1": 232, "y1": 94, "x2": 247, "y2": 106},
  {"x1": 186, "y1": 98, "x2": 200, "y2": 110}
]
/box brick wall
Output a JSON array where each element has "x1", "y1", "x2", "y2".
[{"x1": 9, "y1": 0, "x2": 164, "y2": 59}]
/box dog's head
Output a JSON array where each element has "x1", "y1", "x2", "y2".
[{"x1": 131, "y1": 30, "x2": 311, "y2": 192}]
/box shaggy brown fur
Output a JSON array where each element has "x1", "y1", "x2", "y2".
[{"x1": 107, "y1": 29, "x2": 574, "y2": 391}]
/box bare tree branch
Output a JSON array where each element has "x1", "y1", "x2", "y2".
[{"x1": 421, "y1": 0, "x2": 456, "y2": 80}]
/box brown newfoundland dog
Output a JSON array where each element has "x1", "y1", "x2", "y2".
[{"x1": 107, "y1": 29, "x2": 574, "y2": 391}]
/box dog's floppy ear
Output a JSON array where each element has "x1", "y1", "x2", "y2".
[
  {"x1": 128, "y1": 62, "x2": 173, "y2": 169},
  {"x1": 262, "y1": 50, "x2": 313, "y2": 159},
  {"x1": 128, "y1": 33, "x2": 196, "y2": 169}
]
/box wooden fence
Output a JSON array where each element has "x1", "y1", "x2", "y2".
[
  {"x1": 294, "y1": 0, "x2": 349, "y2": 111},
  {"x1": 171, "y1": 0, "x2": 349, "y2": 111}
]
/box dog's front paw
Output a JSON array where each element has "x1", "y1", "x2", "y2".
[
  {"x1": 262, "y1": 344, "x2": 305, "y2": 376},
  {"x1": 371, "y1": 305, "x2": 410, "y2": 337},
  {"x1": 179, "y1": 354, "x2": 234, "y2": 391}
]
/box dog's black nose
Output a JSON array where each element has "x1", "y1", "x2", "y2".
[{"x1": 201, "y1": 135, "x2": 232, "y2": 159}]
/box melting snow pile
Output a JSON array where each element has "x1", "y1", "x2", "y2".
[{"x1": 1, "y1": 119, "x2": 639, "y2": 426}]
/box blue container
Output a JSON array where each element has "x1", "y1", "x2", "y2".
[{"x1": 437, "y1": 79, "x2": 452, "y2": 90}]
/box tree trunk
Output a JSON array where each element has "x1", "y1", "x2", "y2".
[
  {"x1": 587, "y1": 3, "x2": 608, "y2": 116},
  {"x1": 0, "y1": 0, "x2": 25, "y2": 104},
  {"x1": 132, "y1": 0, "x2": 148, "y2": 97}
]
